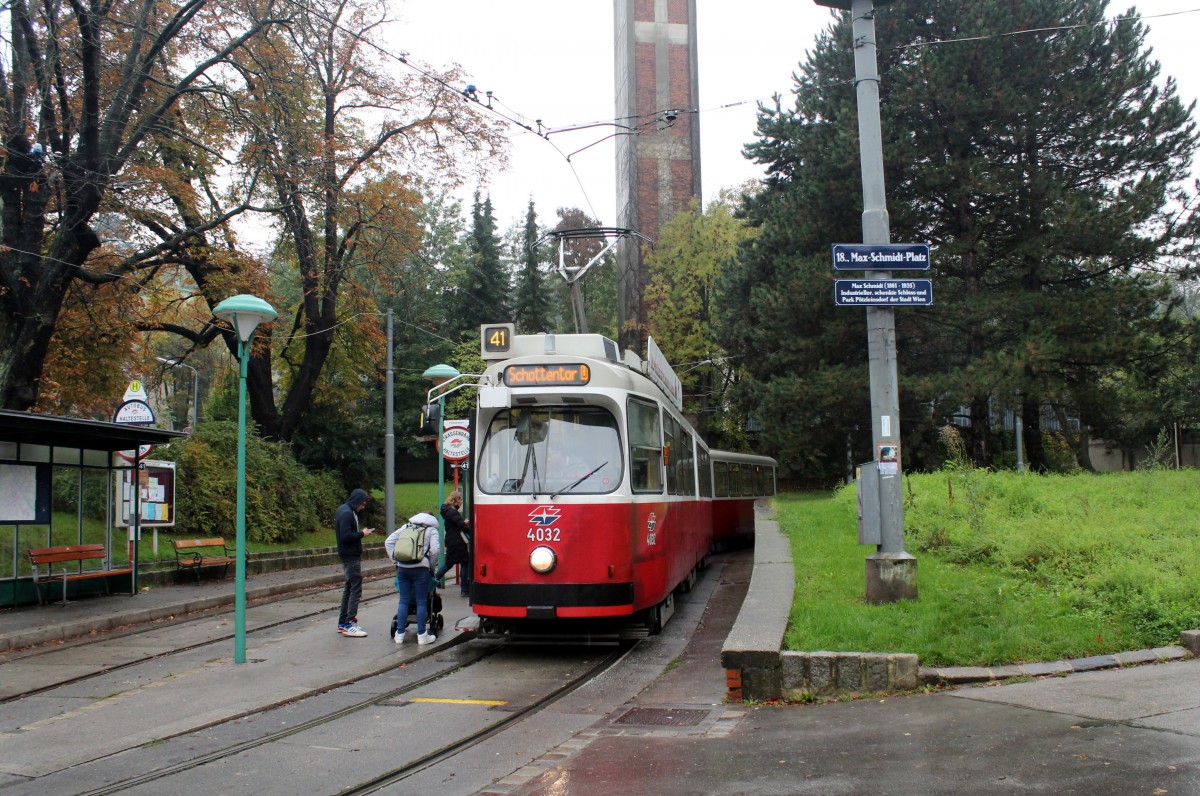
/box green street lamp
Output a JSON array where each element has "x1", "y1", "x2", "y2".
[
  {"x1": 213, "y1": 294, "x2": 277, "y2": 664},
  {"x1": 422, "y1": 363, "x2": 460, "y2": 578}
]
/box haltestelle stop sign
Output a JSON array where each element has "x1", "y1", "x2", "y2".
[{"x1": 441, "y1": 427, "x2": 470, "y2": 461}]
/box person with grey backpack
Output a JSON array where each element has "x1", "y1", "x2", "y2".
[{"x1": 385, "y1": 512, "x2": 441, "y2": 645}]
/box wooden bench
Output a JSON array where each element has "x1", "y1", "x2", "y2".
[
  {"x1": 173, "y1": 538, "x2": 235, "y2": 582},
  {"x1": 28, "y1": 544, "x2": 130, "y2": 606}
]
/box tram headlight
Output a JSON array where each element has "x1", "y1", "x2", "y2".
[{"x1": 529, "y1": 545, "x2": 557, "y2": 574}]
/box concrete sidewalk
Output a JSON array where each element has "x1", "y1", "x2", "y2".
[{"x1": 500, "y1": 655, "x2": 1200, "y2": 795}]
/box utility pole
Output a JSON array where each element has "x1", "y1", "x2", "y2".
[
  {"x1": 816, "y1": 0, "x2": 916, "y2": 602},
  {"x1": 385, "y1": 310, "x2": 395, "y2": 537}
]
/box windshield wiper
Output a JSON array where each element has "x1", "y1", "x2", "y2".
[{"x1": 550, "y1": 461, "x2": 608, "y2": 500}]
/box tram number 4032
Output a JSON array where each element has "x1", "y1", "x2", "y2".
[{"x1": 527, "y1": 528, "x2": 561, "y2": 542}]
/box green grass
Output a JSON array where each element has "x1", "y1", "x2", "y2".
[
  {"x1": 243, "y1": 482, "x2": 442, "y2": 553},
  {"x1": 781, "y1": 470, "x2": 1200, "y2": 667}
]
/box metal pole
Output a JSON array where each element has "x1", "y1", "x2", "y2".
[
  {"x1": 1015, "y1": 397, "x2": 1025, "y2": 473},
  {"x1": 436, "y1": 395, "x2": 446, "y2": 578},
  {"x1": 570, "y1": 282, "x2": 588, "y2": 334},
  {"x1": 385, "y1": 310, "x2": 395, "y2": 536},
  {"x1": 190, "y1": 368, "x2": 199, "y2": 429},
  {"x1": 234, "y1": 340, "x2": 249, "y2": 664},
  {"x1": 850, "y1": 0, "x2": 916, "y2": 602},
  {"x1": 132, "y1": 451, "x2": 140, "y2": 594}
]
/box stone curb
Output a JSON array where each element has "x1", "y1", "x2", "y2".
[
  {"x1": 133, "y1": 544, "x2": 391, "y2": 587},
  {"x1": 919, "y1": 644, "x2": 1194, "y2": 687},
  {"x1": 720, "y1": 508, "x2": 793, "y2": 701},
  {"x1": 0, "y1": 559, "x2": 397, "y2": 653}
]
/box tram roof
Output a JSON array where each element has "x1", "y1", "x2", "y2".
[{"x1": 0, "y1": 409, "x2": 187, "y2": 452}]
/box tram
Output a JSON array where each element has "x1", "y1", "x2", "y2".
[{"x1": 465, "y1": 324, "x2": 775, "y2": 640}]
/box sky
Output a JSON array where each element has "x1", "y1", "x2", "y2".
[{"x1": 393, "y1": 2, "x2": 1200, "y2": 233}]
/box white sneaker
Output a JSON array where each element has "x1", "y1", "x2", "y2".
[
  {"x1": 393, "y1": 631, "x2": 405, "y2": 644},
  {"x1": 417, "y1": 632, "x2": 436, "y2": 645},
  {"x1": 342, "y1": 625, "x2": 367, "y2": 638}
]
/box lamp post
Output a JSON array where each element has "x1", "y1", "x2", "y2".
[
  {"x1": 156, "y1": 356, "x2": 199, "y2": 430},
  {"x1": 423, "y1": 363, "x2": 461, "y2": 575},
  {"x1": 385, "y1": 311, "x2": 395, "y2": 538},
  {"x1": 213, "y1": 294, "x2": 277, "y2": 664}
]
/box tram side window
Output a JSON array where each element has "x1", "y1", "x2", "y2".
[
  {"x1": 698, "y1": 448, "x2": 712, "y2": 498},
  {"x1": 679, "y1": 429, "x2": 695, "y2": 496},
  {"x1": 664, "y1": 414, "x2": 679, "y2": 495},
  {"x1": 728, "y1": 464, "x2": 740, "y2": 497},
  {"x1": 628, "y1": 398, "x2": 663, "y2": 493},
  {"x1": 744, "y1": 466, "x2": 758, "y2": 497}
]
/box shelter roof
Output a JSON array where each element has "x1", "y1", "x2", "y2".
[{"x1": 0, "y1": 409, "x2": 187, "y2": 452}]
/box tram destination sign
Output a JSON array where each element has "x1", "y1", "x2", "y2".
[
  {"x1": 504, "y1": 363, "x2": 591, "y2": 387},
  {"x1": 832, "y1": 243, "x2": 930, "y2": 271},
  {"x1": 835, "y1": 279, "x2": 933, "y2": 307}
]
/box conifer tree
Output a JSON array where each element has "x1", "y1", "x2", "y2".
[
  {"x1": 720, "y1": 0, "x2": 1199, "y2": 477},
  {"x1": 513, "y1": 200, "x2": 553, "y2": 333},
  {"x1": 449, "y1": 194, "x2": 511, "y2": 338}
]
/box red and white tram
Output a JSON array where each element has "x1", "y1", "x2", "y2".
[{"x1": 467, "y1": 325, "x2": 775, "y2": 640}]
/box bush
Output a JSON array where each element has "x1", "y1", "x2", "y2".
[{"x1": 156, "y1": 421, "x2": 343, "y2": 543}]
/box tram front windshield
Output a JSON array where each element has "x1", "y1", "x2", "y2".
[{"x1": 478, "y1": 407, "x2": 621, "y2": 495}]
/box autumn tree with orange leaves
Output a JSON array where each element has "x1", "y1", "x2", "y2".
[
  {"x1": 0, "y1": 0, "x2": 283, "y2": 411},
  {"x1": 1, "y1": 0, "x2": 508, "y2": 451},
  {"x1": 224, "y1": 0, "x2": 508, "y2": 441}
]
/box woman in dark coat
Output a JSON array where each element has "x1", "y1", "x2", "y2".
[{"x1": 437, "y1": 490, "x2": 472, "y2": 598}]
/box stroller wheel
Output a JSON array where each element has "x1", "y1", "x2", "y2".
[{"x1": 389, "y1": 614, "x2": 398, "y2": 637}]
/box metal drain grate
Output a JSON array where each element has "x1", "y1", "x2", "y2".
[{"x1": 614, "y1": 707, "x2": 710, "y2": 727}]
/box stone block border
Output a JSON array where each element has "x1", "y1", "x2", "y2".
[{"x1": 781, "y1": 651, "x2": 919, "y2": 698}]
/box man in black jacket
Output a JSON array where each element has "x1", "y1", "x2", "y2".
[{"x1": 335, "y1": 488, "x2": 374, "y2": 636}]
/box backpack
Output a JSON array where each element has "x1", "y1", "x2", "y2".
[{"x1": 391, "y1": 523, "x2": 429, "y2": 564}]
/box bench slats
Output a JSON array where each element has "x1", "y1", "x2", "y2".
[
  {"x1": 173, "y1": 538, "x2": 235, "y2": 582},
  {"x1": 173, "y1": 538, "x2": 227, "y2": 550},
  {"x1": 27, "y1": 544, "x2": 127, "y2": 606},
  {"x1": 29, "y1": 544, "x2": 107, "y2": 565}
]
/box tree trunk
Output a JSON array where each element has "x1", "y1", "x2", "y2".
[
  {"x1": 1022, "y1": 394, "x2": 1049, "y2": 473},
  {"x1": 969, "y1": 393, "x2": 992, "y2": 467}
]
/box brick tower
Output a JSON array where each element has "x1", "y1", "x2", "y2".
[{"x1": 614, "y1": 0, "x2": 701, "y2": 354}]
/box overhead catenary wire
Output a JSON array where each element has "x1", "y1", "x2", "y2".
[{"x1": 9, "y1": 4, "x2": 1198, "y2": 285}]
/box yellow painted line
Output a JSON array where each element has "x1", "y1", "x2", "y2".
[{"x1": 408, "y1": 697, "x2": 507, "y2": 706}]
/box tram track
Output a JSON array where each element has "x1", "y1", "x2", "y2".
[
  {"x1": 342, "y1": 645, "x2": 631, "y2": 795},
  {"x1": 72, "y1": 641, "x2": 510, "y2": 796},
  {"x1": 53, "y1": 639, "x2": 632, "y2": 796}
]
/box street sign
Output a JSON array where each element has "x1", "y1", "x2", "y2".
[
  {"x1": 835, "y1": 279, "x2": 933, "y2": 306},
  {"x1": 113, "y1": 395, "x2": 157, "y2": 462},
  {"x1": 441, "y1": 425, "x2": 470, "y2": 462},
  {"x1": 115, "y1": 444, "x2": 154, "y2": 463},
  {"x1": 113, "y1": 398, "x2": 156, "y2": 424},
  {"x1": 832, "y1": 243, "x2": 930, "y2": 271}
]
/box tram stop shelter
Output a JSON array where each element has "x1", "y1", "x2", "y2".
[{"x1": 0, "y1": 409, "x2": 186, "y2": 607}]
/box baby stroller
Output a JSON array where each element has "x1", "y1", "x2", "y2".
[{"x1": 389, "y1": 574, "x2": 444, "y2": 637}]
